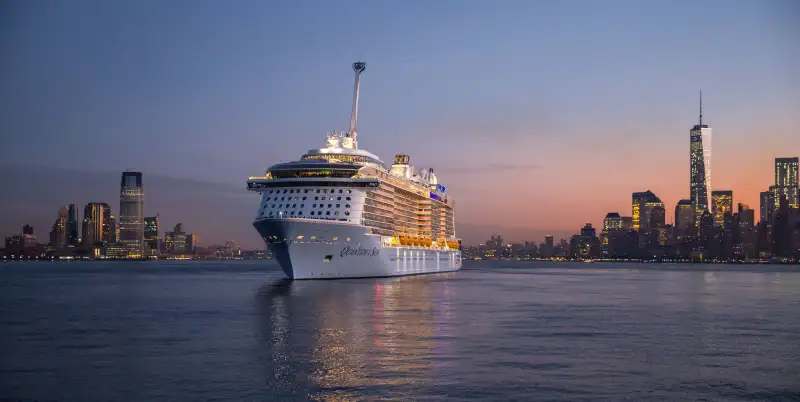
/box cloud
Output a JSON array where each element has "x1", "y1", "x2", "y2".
[{"x1": 434, "y1": 163, "x2": 543, "y2": 174}]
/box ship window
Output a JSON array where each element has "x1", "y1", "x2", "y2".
[
  {"x1": 300, "y1": 204, "x2": 304, "y2": 208},
  {"x1": 314, "y1": 196, "x2": 318, "y2": 200},
  {"x1": 269, "y1": 212, "x2": 274, "y2": 216},
  {"x1": 304, "y1": 189, "x2": 308, "y2": 193},
  {"x1": 292, "y1": 204, "x2": 297, "y2": 208},
  {"x1": 272, "y1": 204, "x2": 276, "y2": 208},
  {"x1": 345, "y1": 211, "x2": 350, "y2": 216},
  {"x1": 311, "y1": 211, "x2": 315, "y2": 215},
  {"x1": 290, "y1": 211, "x2": 295, "y2": 216},
  {"x1": 329, "y1": 196, "x2": 334, "y2": 200},
  {"x1": 328, "y1": 204, "x2": 332, "y2": 208},
  {"x1": 266, "y1": 197, "x2": 270, "y2": 201},
  {"x1": 337, "y1": 197, "x2": 341, "y2": 200},
  {"x1": 326, "y1": 211, "x2": 331, "y2": 216},
  {"x1": 346, "y1": 237, "x2": 351, "y2": 241},
  {"x1": 283, "y1": 190, "x2": 287, "y2": 193},
  {"x1": 298, "y1": 211, "x2": 303, "y2": 215},
  {"x1": 334, "y1": 211, "x2": 339, "y2": 216},
  {"x1": 312, "y1": 204, "x2": 316, "y2": 207},
  {"x1": 339, "y1": 189, "x2": 343, "y2": 193},
  {"x1": 345, "y1": 204, "x2": 350, "y2": 208},
  {"x1": 336, "y1": 204, "x2": 340, "y2": 208},
  {"x1": 323, "y1": 189, "x2": 328, "y2": 193},
  {"x1": 347, "y1": 190, "x2": 352, "y2": 193},
  {"x1": 316, "y1": 189, "x2": 320, "y2": 193},
  {"x1": 346, "y1": 197, "x2": 351, "y2": 201},
  {"x1": 302, "y1": 197, "x2": 307, "y2": 200}
]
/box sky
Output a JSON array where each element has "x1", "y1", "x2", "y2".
[{"x1": 1, "y1": 0, "x2": 798, "y2": 247}]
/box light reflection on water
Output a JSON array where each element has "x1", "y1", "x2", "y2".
[{"x1": 256, "y1": 273, "x2": 457, "y2": 401}]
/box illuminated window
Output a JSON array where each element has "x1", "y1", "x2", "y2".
[
  {"x1": 323, "y1": 189, "x2": 328, "y2": 193},
  {"x1": 347, "y1": 190, "x2": 352, "y2": 193},
  {"x1": 335, "y1": 211, "x2": 339, "y2": 216},
  {"x1": 346, "y1": 237, "x2": 351, "y2": 241},
  {"x1": 297, "y1": 235, "x2": 304, "y2": 239}
]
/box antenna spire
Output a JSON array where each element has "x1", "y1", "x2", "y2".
[{"x1": 699, "y1": 90, "x2": 703, "y2": 126}]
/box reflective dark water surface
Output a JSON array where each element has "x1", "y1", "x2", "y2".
[{"x1": 1, "y1": 261, "x2": 799, "y2": 401}]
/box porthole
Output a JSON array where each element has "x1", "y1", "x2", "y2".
[
  {"x1": 346, "y1": 197, "x2": 351, "y2": 201},
  {"x1": 326, "y1": 211, "x2": 331, "y2": 216},
  {"x1": 311, "y1": 211, "x2": 315, "y2": 216},
  {"x1": 345, "y1": 204, "x2": 350, "y2": 208},
  {"x1": 290, "y1": 211, "x2": 295, "y2": 216},
  {"x1": 298, "y1": 211, "x2": 303, "y2": 216},
  {"x1": 345, "y1": 211, "x2": 350, "y2": 216}
]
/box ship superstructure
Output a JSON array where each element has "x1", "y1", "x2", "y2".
[{"x1": 246, "y1": 62, "x2": 462, "y2": 279}]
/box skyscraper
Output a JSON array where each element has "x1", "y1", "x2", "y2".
[
  {"x1": 67, "y1": 203, "x2": 79, "y2": 247},
  {"x1": 82, "y1": 202, "x2": 111, "y2": 248},
  {"x1": 119, "y1": 170, "x2": 144, "y2": 256},
  {"x1": 632, "y1": 190, "x2": 663, "y2": 231},
  {"x1": 144, "y1": 215, "x2": 161, "y2": 256},
  {"x1": 49, "y1": 206, "x2": 68, "y2": 249},
  {"x1": 711, "y1": 190, "x2": 733, "y2": 226},
  {"x1": 675, "y1": 199, "x2": 695, "y2": 231},
  {"x1": 772, "y1": 157, "x2": 798, "y2": 209},
  {"x1": 690, "y1": 92, "x2": 712, "y2": 214},
  {"x1": 760, "y1": 191, "x2": 774, "y2": 225}
]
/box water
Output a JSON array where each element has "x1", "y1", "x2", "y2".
[{"x1": 1, "y1": 261, "x2": 799, "y2": 401}]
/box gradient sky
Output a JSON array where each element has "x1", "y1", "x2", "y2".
[{"x1": 1, "y1": 0, "x2": 798, "y2": 246}]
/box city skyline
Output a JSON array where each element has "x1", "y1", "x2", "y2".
[{"x1": 1, "y1": 0, "x2": 798, "y2": 248}]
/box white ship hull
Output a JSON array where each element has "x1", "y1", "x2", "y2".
[{"x1": 254, "y1": 219, "x2": 462, "y2": 279}]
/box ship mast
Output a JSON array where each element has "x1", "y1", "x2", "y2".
[{"x1": 348, "y1": 61, "x2": 366, "y2": 149}]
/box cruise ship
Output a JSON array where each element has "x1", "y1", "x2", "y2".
[{"x1": 246, "y1": 62, "x2": 462, "y2": 279}]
